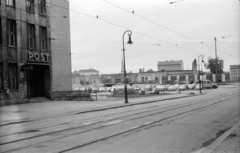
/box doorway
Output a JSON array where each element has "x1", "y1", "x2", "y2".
[{"x1": 29, "y1": 65, "x2": 50, "y2": 98}]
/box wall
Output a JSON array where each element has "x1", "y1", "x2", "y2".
[{"x1": 48, "y1": 0, "x2": 72, "y2": 92}]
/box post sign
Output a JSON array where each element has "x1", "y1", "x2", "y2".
[{"x1": 28, "y1": 51, "x2": 50, "y2": 62}]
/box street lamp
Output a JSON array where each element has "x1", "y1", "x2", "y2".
[
  {"x1": 198, "y1": 55, "x2": 204, "y2": 93},
  {"x1": 214, "y1": 35, "x2": 231, "y2": 84},
  {"x1": 122, "y1": 30, "x2": 133, "y2": 104}
]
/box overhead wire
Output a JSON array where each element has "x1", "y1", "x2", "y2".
[
  {"x1": 101, "y1": 0, "x2": 238, "y2": 58},
  {"x1": 45, "y1": 1, "x2": 207, "y2": 56},
  {"x1": 45, "y1": 1, "x2": 237, "y2": 59}
]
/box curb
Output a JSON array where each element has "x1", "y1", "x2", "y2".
[
  {"x1": 199, "y1": 121, "x2": 240, "y2": 153},
  {"x1": 73, "y1": 93, "x2": 202, "y2": 115}
]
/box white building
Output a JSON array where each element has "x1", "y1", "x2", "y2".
[
  {"x1": 158, "y1": 60, "x2": 184, "y2": 71},
  {"x1": 230, "y1": 65, "x2": 240, "y2": 81},
  {"x1": 79, "y1": 69, "x2": 99, "y2": 76}
]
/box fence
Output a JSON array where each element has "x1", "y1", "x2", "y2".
[{"x1": 52, "y1": 91, "x2": 92, "y2": 101}]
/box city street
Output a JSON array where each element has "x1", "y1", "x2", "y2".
[{"x1": 0, "y1": 84, "x2": 239, "y2": 153}]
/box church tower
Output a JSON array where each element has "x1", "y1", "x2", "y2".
[{"x1": 192, "y1": 59, "x2": 197, "y2": 75}]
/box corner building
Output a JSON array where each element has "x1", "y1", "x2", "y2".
[{"x1": 0, "y1": 0, "x2": 72, "y2": 104}]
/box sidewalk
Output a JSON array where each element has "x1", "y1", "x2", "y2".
[
  {"x1": 211, "y1": 126, "x2": 240, "y2": 153},
  {"x1": 0, "y1": 90, "x2": 200, "y2": 126},
  {"x1": 199, "y1": 121, "x2": 240, "y2": 153}
]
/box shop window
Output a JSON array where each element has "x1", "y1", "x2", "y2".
[
  {"x1": 38, "y1": 0, "x2": 46, "y2": 15},
  {"x1": 26, "y1": 0, "x2": 34, "y2": 12},
  {"x1": 7, "y1": 19, "x2": 17, "y2": 47},
  {"x1": 8, "y1": 63, "x2": 18, "y2": 89},
  {"x1": 27, "y1": 24, "x2": 35, "y2": 49},
  {"x1": 39, "y1": 26, "x2": 47, "y2": 51},
  {"x1": 6, "y1": 0, "x2": 15, "y2": 7},
  {"x1": 0, "y1": 63, "x2": 2, "y2": 90}
]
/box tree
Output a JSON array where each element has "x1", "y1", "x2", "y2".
[
  {"x1": 146, "y1": 69, "x2": 154, "y2": 72},
  {"x1": 205, "y1": 57, "x2": 224, "y2": 74}
]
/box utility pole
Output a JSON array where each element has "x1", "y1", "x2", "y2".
[{"x1": 214, "y1": 37, "x2": 218, "y2": 85}]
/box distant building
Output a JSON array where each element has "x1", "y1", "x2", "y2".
[
  {"x1": 80, "y1": 69, "x2": 99, "y2": 76},
  {"x1": 72, "y1": 69, "x2": 101, "y2": 87},
  {"x1": 230, "y1": 65, "x2": 240, "y2": 81},
  {"x1": 158, "y1": 60, "x2": 184, "y2": 71}
]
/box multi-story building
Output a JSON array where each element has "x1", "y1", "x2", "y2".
[
  {"x1": 0, "y1": 0, "x2": 72, "y2": 104},
  {"x1": 72, "y1": 69, "x2": 101, "y2": 88},
  {"x1": 158, "y1": 60, "x2": 184, "y2": 71},
  {"x1": 230, "y1": 65, "x2": 240, "y2": 81}
]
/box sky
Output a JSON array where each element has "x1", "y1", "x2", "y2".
[{"x1": 69, "y1": 0, "x2": 240, "y2": 74}]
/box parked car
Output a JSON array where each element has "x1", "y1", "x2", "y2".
[
  {"x1": 91, "y1": 87, "x2": 98, "y2": 93},
  {"x1": 187, "y1": 84, "x2": 196, "y2": 90},
  {"x1": 202, "y1": 80, "x2": 218, "y2": 89},
  {"x1": 133, "y1": 86, "x2": 141, "y2": 90},
  {"x1": 168, "y1": 84, "x2": 179, "y2": 91},
  {"x1": 165, "y1": 84, "x2": 171, "y2": 90},
  {"x1": 98, "y1": 87, "x2": 106, "y2": 92},
  {"x1": 106, "y1": 87, "x2": 112, "y2": 92},
  {"x1": 194, "y1": 84, "x2": 200, "y2": 90},
  {"x1": 195, "y1": 80, "x2": 218, "y2": 89},
  {"x1": 178, "y1": 84, "x2": 187, "y2": 91},
  {"x1": 80, "y1": 87, "x2": 88, "y2": 91},
  {"x1": 145, "y1": 85, "x2": 154, "y2": 91},
  {"x1": 155, "y1": 85, "x2": 168, "y2": 92}
]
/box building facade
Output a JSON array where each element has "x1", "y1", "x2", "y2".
[
  {"x1": 0, "y1": 0, "x2": 72, "y2": 105},
  {"x1": 80, "y1": 69, "x2": 99, "y2": 76},
  {"x1": 158, "y1": 60, "x2": 184, "y2": 71},
  {"x1": 230, "y1": 65, "x2": 240, "y2": 81}
]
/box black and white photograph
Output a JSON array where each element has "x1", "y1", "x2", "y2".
[{"x1": 0, "y1": 0, "x2": 239, "y2": 152}]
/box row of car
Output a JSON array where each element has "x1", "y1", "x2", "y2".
[
  {"x1": 149, "y1": 80, "x2": 218, "y2": 93},
  {"x1": 77, "y1": 80, "x2": 218, "y2": 94},
  {"x1": 79, "y1": 87, "x2": 112, "y2": 93}
]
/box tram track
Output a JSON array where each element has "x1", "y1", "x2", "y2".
[
  {"x1": 58, "y1": 95, "x2": 237, "y2": 153},
  {"x1": 1, "y1": 93, "x2": 238, "y2": 153},
  {"x1": 0, "y1": 93, "x2": 224, "y2": 140}
]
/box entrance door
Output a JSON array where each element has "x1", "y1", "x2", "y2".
[{"x1": 29, "y1": 65, "x2": 50, "y2": 98}]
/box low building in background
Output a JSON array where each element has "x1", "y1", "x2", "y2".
[
  {"x1": 80, "y1": 69, "x2": 99, "y2": 76},
  {"x1": 158, "y1": 60, "x2": 184, "y2": 71},
  {"x1": 230, "y1": 65, "x2": 240, "y2": 81}
]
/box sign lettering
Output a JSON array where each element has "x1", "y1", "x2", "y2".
[{"x1": 28, "y1": 51, "x2": 50, "y2": 62}]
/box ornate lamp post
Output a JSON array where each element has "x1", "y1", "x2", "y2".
[
  {"x1": 198, "y1": 55, "x2": 204, "y2": 93},
  {"x1": 122, "y1": 30, "x2": 133, "y2": 104}
]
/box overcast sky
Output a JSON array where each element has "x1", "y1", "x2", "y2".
[{"x1": 69, "y1": 0, "x2": 240, "y2": 74}]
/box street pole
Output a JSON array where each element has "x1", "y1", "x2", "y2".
[
  {"x1": 122, "y1": 30, "x2": 133, "y2": 104},
  {"x1": 214, "y1": 37, "x2": 218, "y2": 85},
  {"x1": 198, "y1": 55, "x2": 204, "y2": 93}
]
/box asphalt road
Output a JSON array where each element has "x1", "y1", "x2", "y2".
[{"x1": 0, "y1": 85, "x2": 239, "y2": 153}]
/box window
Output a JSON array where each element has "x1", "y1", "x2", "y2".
[
  {"x1": 6, "y1": 0, "x2": 15, "y2": 7},
  {"x1": 26, "y1": 0, "x2": 34, "y2": 12},
  {"x1": 0, "y1": 63, "x2": 2, "y2": 90},
  {"x1": 27, "y1": 24, "x2": 35, "y2": 49},
  {"x1": 8, "y1": 63, "x2": 18, "y2": 89},
  {"x1": 38, "y1": 0, "x2": 46, "y2": 15},
  {"x1": 39, "y1": 26, "x2": 47, "y2": 51},
  {"x1": 7, "y1": 19, "x2": 17, "y2": 47}
]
